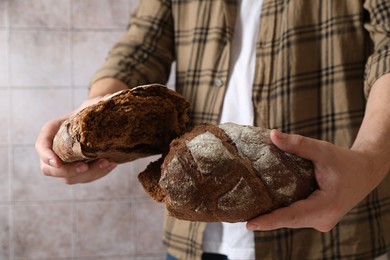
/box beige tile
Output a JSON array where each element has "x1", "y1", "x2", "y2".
[
  {"x1": 0, "y1": 147, "x2": 9, "y2": 202},
  {"x1": 76, "y1": 201, "x2": 136, "y2": 257},
  {"x1": 0, "y1": 1, "x2": 6, "y2": 28},
  {"x1": 71, "y1": 87, "x2": 89, "y2": 118},
  {"x1": 13, "y1": 203, "x2": 73, "y2": 258},
  {"x1": 129, "y1": 0, "x2": 140, "y2": 15},
  {"x1": 0, "y1": 89, "x2": 9, "y2": 145},
  {"x1": 10, "y1": 30, "x2": 71, "y2": 87},
  {"x1": 11, "y1": 88, "x2": 71, "y2": 145},
  {"x1": 73, "y1": 0, "x2": 130, "y2": 29},
  {"x1": 136, "y1": 256, "x2": 165, "y2": 260},
  {"x1": 9, "y1": 0, "x2": 70, "y2": 28},
  {"x1": 128, "y1": 156, "x2": 162, "y2": 198},
  {"x1": 0, "y1": 205, "x2": 9, "y2": 259},
  {"x1": 134, "y1": 200, "x2": 165, "y2": 255},
  {"x1": 78, "y1": 256, "x2": 136, "y2": 260},
  {"x1": 12, "y1": 146, "x2": 72, "y2": 201},
  {"x1": 72, "y1": 30, "x2": 124, "y2": 87},
  {"x1": 73, "y1": 88, "x2": 89, "y2": 110},
  {"x1": 70, "y1": 132, "x2": 161, "y2": 200},
  {"x1": 0, "y1": 30, "x2": 7, "y2": 86},
  {"x1": 74, "y1": 163, "x2": 131, "y2": 201}
]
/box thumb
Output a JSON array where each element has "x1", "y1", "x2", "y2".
[{"x1": 270, "y1": 129, "x2": 323, "y2": 162}]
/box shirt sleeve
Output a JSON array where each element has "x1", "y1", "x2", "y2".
[
  {"x1": 363, "y1": 0, "x2": 390, "y2": 97},
  {"x1": 90, "y1": 0, "x2": 175, "y2": 89}
]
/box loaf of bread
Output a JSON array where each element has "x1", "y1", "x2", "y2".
[
  {"x1": 138, "y1": 123, "x2": 317, "y2": 222},
  {"x1": 53, "y1": 84, "x2": 191, "y2": 163}
]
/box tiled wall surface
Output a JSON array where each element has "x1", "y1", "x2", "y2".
[{"x1": 0, "y1": 0, "x2": 166, "y2": 259}]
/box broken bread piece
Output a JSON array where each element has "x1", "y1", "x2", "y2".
[{"x1": 53, "y1": 84, "x2": 191, "y2": 163}]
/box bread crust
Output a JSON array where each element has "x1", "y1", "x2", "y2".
[
  {"x1": 53, "y1": 84, "x2": 191, "y2": 163},
  {"x1": 138, "y1": 123, "x2": 317, "y2": 222}
]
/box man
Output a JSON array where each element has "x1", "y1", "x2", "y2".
[{"x1": 36, "y1": 0, "x2": 390, "y2": 259}]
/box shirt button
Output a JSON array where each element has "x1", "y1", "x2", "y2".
[{"x1": 215, "y1": 78, "x2": 223, "y2": 87}]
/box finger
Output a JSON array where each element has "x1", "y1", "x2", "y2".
[
  {"x1": 63, "y1": 159, "x2": 117, "y2": 185},
  {"x1": 40, "y1": 160, "x2": 89, "y2": 178},
  {"x1": 246, "y1": 202, "x2": 311, "y2": 231},
  {"x1": 35, "y1": 115, "x2": 69, "y2": 167},
  {"x1": 246, "y1": 191, "x2": 336, "y2": 232},
  {"x1": 270, "y1": 129, "x2": 327, "y2": 162},
  {"x1": 36, "y1": 138, "x2": 62, "y2": 168}
]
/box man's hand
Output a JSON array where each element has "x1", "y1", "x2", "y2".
[
  {"x1": 247, "y1": 73, "x2": 390, "y2": 232},
  {"x1": 246, "y1": 129, "x2": 388, "y2": 232},
  {"x1": 36, "y1": 77, "x2": 129, "y2": 184},
  {"x1": 35, "y1": 96, "x2": 117, "y2": 184}
]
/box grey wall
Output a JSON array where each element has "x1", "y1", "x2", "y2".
[{"x1": 0, "y1": 0, "x2": 166, "y2": 259}]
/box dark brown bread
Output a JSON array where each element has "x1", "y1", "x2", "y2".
[
  {"x1": 53, "y1": 84, "x2": 191, "y2": 163},
  {"x1": 138, "y1": 123, "x2": 317, "y2": 222}
]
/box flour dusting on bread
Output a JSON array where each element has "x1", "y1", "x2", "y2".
[
  {"x1": 139, "y1": 122, "x2": 317, "y2": 222},
  {"x1": 186, "y1": 131, "x2": 234, "y2": 175}
]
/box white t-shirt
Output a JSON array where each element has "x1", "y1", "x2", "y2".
[
  {"x1": 202, "y1": 0, "x2": 262, "y2": 259},
  {"x1": 219, "y1": 0, "x2": 261, "y2": 126}
]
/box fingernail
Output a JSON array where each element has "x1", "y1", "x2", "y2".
[
  {"x1": 48, "y1": 159, "x2": 57, "y2": 167},
  {"x1": 107, "y1": 163, "x2": 117, "y2": 171},
  {"x1": 76, "y1": 163, "x2": 88, "y2": 173},
  {"x1": 99, "y1": 160, "x2": 109, "y2": 169},
  {"x1": 247, "y1": 223, "x2": 259, "y2": 231},
  {"x1": 99, "y1": 160, "x2": 116, "y2": 170},
  {"x1": 273, "y1": 129, "x2": 285, "y2": 140}
]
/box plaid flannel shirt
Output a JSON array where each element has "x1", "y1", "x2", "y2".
[{"x1": 91, "y1": 0, "x2": 390, "y2": 259}]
